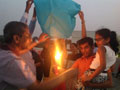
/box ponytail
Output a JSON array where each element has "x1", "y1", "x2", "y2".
[{"x1": 110, "y1": 31, "x2": 119, "y2": 54}]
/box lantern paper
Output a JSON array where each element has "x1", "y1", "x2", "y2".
[{"x1": 34, "y1": 0, "x2": 81, "y2": 38}]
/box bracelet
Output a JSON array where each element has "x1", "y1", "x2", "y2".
[{"x1": 33, "y1": 37, "x2": 39, "y2": 44}]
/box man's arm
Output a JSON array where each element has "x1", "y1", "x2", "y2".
[
  {"x1": 18, "y1": 33, "x2": 49, "y2": 55},
  {"x1": 84, "y1": 69, "x2": 113, "y2": 88},
  {"x1": 20, "y1": 0, "x2": 36, "y2": 35},
  {"x1": 27, "y1": 68, "x2": 78, "y2": 90},
  {"x1": 20, "y1": 12, "x2": 28, "y2": 24},
  {"x1": 20, "y1": 0, "x2": 33, "y2": 24},
  {"x1": 79, "y1": 11, "x2": 87, "y2": 38},
  {"x1": 29, "y1": 7, "x2": 37, "y2": 34},
  {"x1": 3, "y1": 55, "x2": 78, "y2": 90}
]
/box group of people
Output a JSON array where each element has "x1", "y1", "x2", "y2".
[
  {"x1": 68, "y1": 11, "x2": 119, "y2": 90},
  {"x1": 0, "y1": 0, "x2": 78, "y2": 90},
  {"x1": 0, "y1": 0, "x2": 119, "y2": 90}
]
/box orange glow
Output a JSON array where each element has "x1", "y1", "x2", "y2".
[{"x1": 55, "y1": 43, "x2": 62, "y2": 67}]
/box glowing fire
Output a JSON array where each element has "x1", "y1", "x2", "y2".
[{"x1": 55, "y1": 44, "x2": 62, "y2": 69}]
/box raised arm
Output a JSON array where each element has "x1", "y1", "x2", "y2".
[
  {"x1": 20, "y1": 0, "x2": 36, "y2": 35},
  {"x1": 20, "y1": 0, "x2": 33, "y2": 24},
  {"x1": 79, "y1": 11, "x2": 87, "y2": 38},
  {"x1": 29, "y1": 7, "x2": 37, "y2": 34},
  {"x1": 19, "y1": 33, "x2": 49, "y2": 55}
]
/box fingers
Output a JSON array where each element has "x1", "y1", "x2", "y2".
[
  {"x1": 38, "y1": 33, "x2": 50, "y2": 43},
  {"x1": 28, "y1": 0, "x2": 33, "y2": 3},
  {"x1": 26, "y1": 0, "x2": 33, "y2": 5},
  {"x1": 40, "y1": 33, "x2": 49, "y2": 39},
  {"x1": 79, "y1": 11, "x2": 84, "y2": 17},
  {"x1": 80, "y1": 11, "x2": 83, "y2": 14}
]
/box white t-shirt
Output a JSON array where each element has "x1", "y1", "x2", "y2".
[
  {"x1": 0, "y1": 49, "x2": 36, "y2": 90},
  {"x1": 90, "y1": 46, "x2": 116, "y2": 71},
  {"x1": 20, "y1": 51, "x2": 36, "y2": 75}
]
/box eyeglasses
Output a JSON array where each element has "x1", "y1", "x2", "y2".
[{"x1": 94, "y1": 38, "x2": 103, "y2": 41}]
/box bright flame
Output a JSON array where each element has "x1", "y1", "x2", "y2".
[{"x1": 55, "y1": 45, "x2": 62, "y2": 67}]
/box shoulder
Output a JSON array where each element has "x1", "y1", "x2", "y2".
[
  {"x1": 0, "y1": 49, "x2": 31, "y2": 73},
  {"x1": 0, "y1": 49, "x2": 23, "y2": 70},
  {"x1": 0, "y1": 50, "x2": 36, "y2": 88},
  {"x1": 72, "y1": 58, "x2": 82, "y2": 67},
  {"x1": 97, "y1": 45, "x2": 106, "y2": 53},
  {"x1": 0, "y1": 49, "x2": 22, "y2": 64},
  {"x1": 73, "y1": 57, "x2": 85, "y2": 65},
  {"x1": 104, "y1": 45, "x2": 114, "y2": 52},
  {"x1": 76, "y1": 57, "x2": 83, "y2": 62}
]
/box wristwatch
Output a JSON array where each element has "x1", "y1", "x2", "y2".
[{"x1": 33, "y1": 37, "x2": 39, "y2": 44}]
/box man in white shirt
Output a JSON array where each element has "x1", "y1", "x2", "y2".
[{"x1": 0, "y1": 21, "x2": 78, "y2": 90}]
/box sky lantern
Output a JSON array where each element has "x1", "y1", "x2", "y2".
[{"x1": 34, "y1": 0, "x2": 81, "y2": 38}]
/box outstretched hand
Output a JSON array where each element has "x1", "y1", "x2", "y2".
[
  {"x1": 38, "y1": 33, "x2": 50, "y2": 43},
  {"x1": 18, "y1": 33, "x2": 49, "y2": 55}
]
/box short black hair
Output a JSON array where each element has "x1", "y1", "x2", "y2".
[
  {"x1": 77, "y1": 37, "x2": 94, "y2": 47},
  {"x1": 3, "y1": 21, "x2": 28, "y2": 44}
]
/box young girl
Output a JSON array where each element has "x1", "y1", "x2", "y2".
[{"x1": 82, "y1": 28, "x2": 119, "y2": 87}]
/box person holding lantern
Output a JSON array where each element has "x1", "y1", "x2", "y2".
[
  {"x1": 20, "y1": 0, "x2": 45, "y2": 81},
  {"x1": 0, "y1": 21, "x2": 78, "y2": 90}
]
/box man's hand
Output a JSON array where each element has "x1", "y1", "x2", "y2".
[
  {"x1": 79, "y1": 11, "x2": 85, "y2": 23},
  {"x1": 38, "y1": 33, "x2": 49, "y2": 43},
  {"x1": 25, "y1": 0, "x2": 33, "y2": 13}
]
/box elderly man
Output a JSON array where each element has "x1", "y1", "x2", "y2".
[{"x1": 0, "y1": 21, "x2": 77, "y2": 90}]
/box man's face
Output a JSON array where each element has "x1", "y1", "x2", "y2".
[
  {"x1": 19, "y1": 28, "x2": 32, "y2": 50},
  {"x1": 79, "y1": 42, "x2": 93, "y2": 58}
]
